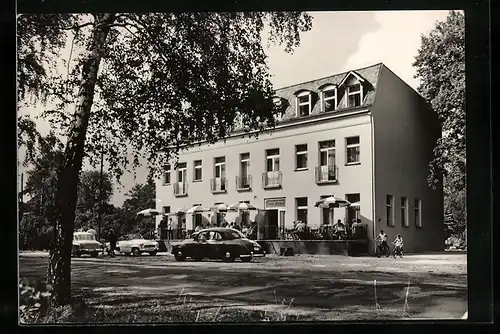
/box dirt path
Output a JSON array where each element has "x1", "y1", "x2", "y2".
[{"x1": 19, "y1": 253, "x2": 467, "y2": 321}]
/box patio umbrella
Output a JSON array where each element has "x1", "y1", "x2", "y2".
[
  {"x1": 349, "y1": 201, "x2": 360, "y2": 208},
  {"x1": 210, "y1": 203, "x2": 228, "y2": 212},
  {"x1": 315, "y1": 196, "x2": 351, "y2": 226},
  {"x1": 137, "y1": 208, "x2": 162, "y2": 217},
  {"x1": 137, "y1": 209, "x2": 161, "y2": 239},
  {"x1": 227, "y1": 202, "x2": 259, "y2": 211},
  {"x1": 187, "y1": 205, "x2": 211, "y2": 214},
  {"x1": 314, "y1": 196, "x2": 351, "y2": 209}
]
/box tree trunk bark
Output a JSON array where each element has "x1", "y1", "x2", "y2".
[{"x1": 46, "y1": 13, "x2": 115, "y2": 305}]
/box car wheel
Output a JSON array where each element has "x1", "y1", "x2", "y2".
[
  {"x1": 223, "y1": 251, "x2": 235, "y2": 263},
  {"x1": 132, "y1": 248, "x2": 141, "y2": 256},
  {"x1": 149, "y1": 251, "x2": 157, "y2": 256},
  {"x1": 240, "y1": 256, "x2": 252, "y2": 262},
  {"x1": 174, "y1": 250, "x2": 186, "y2": 261},
  {"x1": 91, "y1": 251, "x2": 98, "y2": 258}
]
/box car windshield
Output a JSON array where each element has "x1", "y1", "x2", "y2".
[
  {"x1": 74, "y1": 234, "x2": 95, "y2": 241},
  {"x1": 126, "y1": 234, "x2": 143, "y2": 240}
]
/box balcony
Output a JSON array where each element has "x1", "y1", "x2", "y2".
[
  {"x1": 262, "y1": 171, "x2": 282, "y2": 189},
  {"x1": 315, "y1": 165, "x2": 338, "y2": 184},
  {"x1": 173, "y1": 182, "x2": 188, "y2": 197},
  {"x1": 236, "y1": 175, "x2": 252, "y2": 191},
  {"x1": 210, "y1": 177, "x2": 228, "y2": 194}
]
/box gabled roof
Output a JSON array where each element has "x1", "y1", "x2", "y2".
[
  {"x1": 271, "y1": 63, "x2": 383, "y2": 122},
  {"x1": 338, "y1": 70, "x2": 366, "y2": 86}
]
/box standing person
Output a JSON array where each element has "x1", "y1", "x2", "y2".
[
  {"x1": 181, "y1": 219, "x2": 186, "y2": 239},
  {"x1": 107, "y1": 229, "x2": 118, "y2": 257},
  {"x1": 167, "y1": 217, "x2": 173, "y2": 240}
]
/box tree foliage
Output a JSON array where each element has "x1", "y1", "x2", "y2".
[
  {"x1": 413, "y1": 10, "x2": 465, "y2": 194},
  {"x1": 17, "y1": 11, "x2": 313, "y2": 305},
  {"x1": 18, "y1": 12, "x2": 313, "y2": 181}
]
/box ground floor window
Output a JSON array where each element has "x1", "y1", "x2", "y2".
[
  {"x1": 346, "y1": 193, "x2": 360, "y2": 224},
  {"x1": 414, "y1": 198, "x2": 422, "y2": 227},
  {"x1": 295, "y1": 197, "x2": 308, "y2": 224}
]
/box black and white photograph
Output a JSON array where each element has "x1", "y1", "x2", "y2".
[{"x1": 17, "y1": 9, "x2": 468, "y2": 323}]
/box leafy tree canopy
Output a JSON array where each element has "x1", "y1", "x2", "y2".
[
  {"x1": 18, "y1": 12, "x2": 313, "y2": 183},
  {"x1": 413, "y1": 10, "x2": 465, "y2": 194}
]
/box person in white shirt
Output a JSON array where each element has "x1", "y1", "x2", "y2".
[
  {"x1": 392, "y1": 234, "x2": 404, "y2": 258},
  {"x1": 376, "y1": 229, "x2": 389, "y2": 252}
]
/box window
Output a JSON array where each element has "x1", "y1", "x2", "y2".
[
  {"x1": 214, "y1": 157, "x2": 226, "y2": 179},
  {"x1": 296, "y1": 91, "x2": 312, "y2": 117},
  {"x1": 414, "y1": 199, "x2": 422, "y2": 227},
  {"x1": 346, "y1": 193, "x2": 360, "y2": 223},
  {"x1": 386, "y1": 195, "x2": 394, "y2": 226},
  {"x1": 319, "y1": 140, "x2": 336, "y2": 166},
  {"x1": 296, "y1": 197, "x2": 308, "y2": 224},
  {"x1": 162, "y1": 206, "x2": 171, "y2": 215},
  {"x1": 239, "y1": 153, "x2": 251, "y2": 188},
  {"x1": 347, "y1": 84, "x2": 362, "y2": 107},
  {"x1": 272, "y1": 97, "x2": 284, "y2": 122},
  {"x1": 162, "y1": 165, "x2": 171, "y2": 185},
  {"x1": 321, "y1": 86, "x2": 337, "y2": 112},
  {"x1": 177, "y1": 162, "x2": 187, "y2": 183},
  {"x1": 266, "y1": 148, "x2": 280, "y2": 172},
  {"x1": 346, "y1": 136, "x2": 360, "y2": 164},
  {"x1": 193, "y1": 160, "x2": 202, "y2": 181},
  {"x1": 401, "y1": 197, "x2": 409, "y2": 227},
  {"x1": 295, "y1": 144, "x2": 308, "y2": 170}
]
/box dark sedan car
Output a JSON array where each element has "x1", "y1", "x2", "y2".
[{"x1": 171, "y1": 228, "x2": 265, "y2": 262}]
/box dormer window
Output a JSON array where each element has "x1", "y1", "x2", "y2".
[
  {"x1": 296, "y1": 91, "x2": 312, "y2": 117},
  {"x1": 320, "y1": 85, "x2": 337, "y2": 112},
  {"x1": 339, "y1": 71, "x2": 365, "y2": 108},
  {"x1": 272, "y1": 97, "x2": 285, "y2": 122},
  {"x1": 347, "y1": 84, "x2": 362, "y2": 107}
]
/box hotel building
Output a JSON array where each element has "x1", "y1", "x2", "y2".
[{"x1": 155, "y1": 63, "x2": 444, "y2": 253}]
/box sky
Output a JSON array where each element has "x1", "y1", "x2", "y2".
[{"x1": 18, "y1": 10, "x2": 452, "y2": 206}]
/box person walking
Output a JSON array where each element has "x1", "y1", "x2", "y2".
[{"x1": 107, "y1": 229, "x2": 118, "y2": 257}]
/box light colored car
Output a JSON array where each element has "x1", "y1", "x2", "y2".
[
  {"x1": 116, "y1": 233, "x2": 159, "y2": 256},
  {"x1": 72, "y1": 232, "x2": 103, "y2": 257}
]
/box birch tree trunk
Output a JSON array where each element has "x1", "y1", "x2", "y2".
[{"x1": 46, "y1": 13, "x2": 115, "y2": 305}]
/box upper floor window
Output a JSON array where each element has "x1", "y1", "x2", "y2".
[
  {"x1": 296, "y1": 91, "x2": 312, "y2": 117},
  {"x1": 346, "y1": 136, "x2": 360, "y2": 164},
  {"x1": 162, "y1": 165, "x2": 171, "y2": 185},
  {"x1": 386, "y1": 194, "x2": 394, "y2": 227},
  {"x1": 321, "y1": 85, "x2": 337, "y2": 112},
  {"x1": 266, "y1": 148, "x2": 280, "y2": 172},
  {"x1": 414, "y1": 199, "x2": 422, "y2": 227},
  {"x1": 214, "y1": 157, "x2": 226, "y2": 179},
  {"x1": 177, "y1": 162, "x2": 187, "y2": 183},
  {"x1": 272, "y1": 97, "x2": 284, "y2": 122},
  {"x1": 295, "y1": 144, "x2": 308, "y2": 170},
  {"x1": 319, "y1": 140, "x2": 336, "y2": 166},
  {"x1": 347, "y1": 84, "x2": 362, "y2": 107},
  {"x1": 193, "y1": 160, "x2": 202, "y2": 181}
]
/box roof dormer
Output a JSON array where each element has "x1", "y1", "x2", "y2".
[
  {"x1": 294, "y1": 89, "x2": 313, "y2": 117},
  {"x1": 318, "y1": 84, "x2": 338, "y2": 112},
  {"x1": 272, "y1": 96, "x2": 287, "y2": 122},
  {"x1": 338, "y1": 71, "x2": 366, "y2": 108}
]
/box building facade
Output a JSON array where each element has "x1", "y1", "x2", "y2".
[{"x1": 155, "y1": 63, "x2": 444, "y2": 253}]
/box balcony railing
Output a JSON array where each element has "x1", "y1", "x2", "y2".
[
  {"x1": 210, "y1": 177, "x2": 228, "y2": 193},
  {"x1": 262, "y1": 171, "x2": 282, "y2": 189},
  {"x1": 236, "y1": 175, "x2": 252, "y2": 191},
  {"x1": 173, "y1": 182, "x2": 188, "y2": 197},
  {"x1": 315, "y1": 165, "x2": 338, "y2": 184}
]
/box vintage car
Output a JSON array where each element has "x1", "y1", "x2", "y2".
[
  {"x1": 171, "y1": 227, "x2": 265, "y2": 262},
  {"x1": 116, "y1": 233, "x2": 159, "y2": 256},
  {"x1": 72, "y1": 232, "x2": 103, "y2": 257}
]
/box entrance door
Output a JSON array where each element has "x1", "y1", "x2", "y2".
[
  {"x1": 279, "y1": 210, "x2": 286, "y2": 239},
  {"x1": 266, "y1": 210, "x2": 279, "y2": 240}
]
